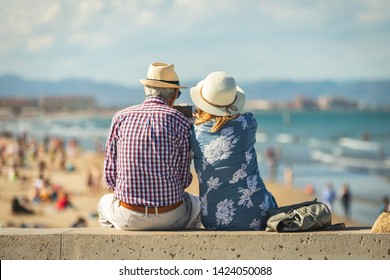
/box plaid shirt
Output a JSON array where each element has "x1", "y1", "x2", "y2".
[{"x1": 104, "y1": 96, "x2": 193, "y2": 207}]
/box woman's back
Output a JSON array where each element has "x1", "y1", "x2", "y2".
[{"x1": 191, "y1": 112, "x2": 276, "y2": 230}]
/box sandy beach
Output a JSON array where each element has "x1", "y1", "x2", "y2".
[{"x1": 0, "y1": 136, "x2": 362, "y2": 229}]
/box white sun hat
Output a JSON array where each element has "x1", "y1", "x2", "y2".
[{"x1": 190, "y1": 71, "x2": 245, "y2": 116}]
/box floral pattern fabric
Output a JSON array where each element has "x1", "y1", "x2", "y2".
[{"x1": 190, "y1": 112, "x2": 277, "y2": 230}]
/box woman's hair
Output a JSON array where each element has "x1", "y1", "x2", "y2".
[
  {"x1": 144, "y1": 86, "x2": 176, "y2": 102},
  {"x1": 194, "y1": 108, "x2": 239, "y2": 132}
]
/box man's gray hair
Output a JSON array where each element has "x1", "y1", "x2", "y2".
[{"x1": 144, "y1": 86, "x2": 176, "y2": 102}]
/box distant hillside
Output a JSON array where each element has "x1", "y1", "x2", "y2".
[
  {"x1": 243, "y1": 80, "x2": 390, "y2": 105},
  {"x1": 1, "y1": 74, "x2": 390, "y2": 108},
  {"x1": 0, "y1": 75, "x2": 143, "y2": 107}
]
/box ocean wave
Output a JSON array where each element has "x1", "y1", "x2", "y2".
[
  {"x1": 275, "y1": 133, "x2": 299, "y2": 144},
  {"x1": 255, "y1": 132, "x2": 267, "y2": 143},
  {"x1": 338, "y1": 137, "x2": 382, "y2": 151},
  {"x1": 310, "y1": 149, "x2": 390, "y2": 172}
]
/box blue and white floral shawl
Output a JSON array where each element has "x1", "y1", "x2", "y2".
[{"x1": 190, "y1": 112, "x2": 277, "y2": 230}]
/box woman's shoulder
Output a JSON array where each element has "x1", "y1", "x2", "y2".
[
  {"x1": 232, "y1": 112, "x2": 257, "y2": 127},
  {"x1": 241, "y1": 112, "x2": 255, "y2": 120}
]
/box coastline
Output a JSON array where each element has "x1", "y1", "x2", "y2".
[{"x1": 0, "y1": 136, "x2": 363, "y2": 228}]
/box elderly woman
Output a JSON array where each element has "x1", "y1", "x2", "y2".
[{"x1": 190, "y1": 71, "x2": 277, "y2": 230}]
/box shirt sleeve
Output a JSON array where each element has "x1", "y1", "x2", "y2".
[
  {"x1": 177, "y1": 120, "x2": 193, "y2": 189},
  {"x1": 103, "y1": 114, "x2": 120, "y2": 191}
]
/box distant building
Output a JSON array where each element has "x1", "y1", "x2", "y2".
[
  {"x1": 243, "y1": 95, "x2": 369, "y2": 112},
  {"x1": 318, "y1": 96, "x2": 358, "y2": 110},
  {"x1": 0, "y1": 96, "x2": 97, "y2": 118},
  {"x1": 289, "y1": 95, "x2": 318, "y2": 110},
  {"x1": 39, "y1": 96, "x2": 96, "y2": 113},
  {"x1": 245, "y1": 99, "x2": 274, "y2": 110},
  {"x1": 0, "y1": 97, "x2": 38, "y2": 117}
]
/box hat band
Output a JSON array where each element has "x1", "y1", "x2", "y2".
[
  {"x1": 146, "y1": 78, "x2": 181, "y2": 86},
  {"x1": 200, "y1": 87, "x2": 238, "y2": 115}
]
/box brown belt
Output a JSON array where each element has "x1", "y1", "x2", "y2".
[{"x1": 119, "y1": 200, "x2": 183, "y2": 214}]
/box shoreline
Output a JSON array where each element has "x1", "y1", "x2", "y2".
[
  {"x1": 0, "y1": 135, "x2": 364, "y2": 229},
  {"x1": 0, "y1": 109, "x2": 117, "y2": 123}
]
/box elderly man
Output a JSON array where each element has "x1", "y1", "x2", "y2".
[{"x1": 97, "y1": 62, "x2": 200, "y2": 230}]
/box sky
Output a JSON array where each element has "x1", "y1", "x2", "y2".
[{"x1": 1, "y1": 0, "x2": 390, "y2": 86}]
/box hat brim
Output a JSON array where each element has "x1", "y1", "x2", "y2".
[
  {"x1": 140, "y1": 79, "x2": 187, "y2": 89},
  {"x1": 190, "y1": 80, "x2": 245, "y2": 116}
]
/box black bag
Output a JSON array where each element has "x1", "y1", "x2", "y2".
[{"x1": 266, "y1": 199, "x2": 344, "y2": 232}]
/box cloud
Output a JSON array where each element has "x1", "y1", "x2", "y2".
[
  {"x1": 67, "y1": 32, "x2": 110, "y2": 49},
  {"x1": 70, "y1": 0, "x2": 105, "y2": 30},
  {"x1": 27, "y1": 35, "x2": 54, "y2": 52},
  {"x1": 257, "y1": 0, "x2": 326, "y2": 23},
  {"x1": 40, "y1": 1, "x2": 61, "y2": 24},
  {"x1": 0, "y1": 40, "x2": 15, "y2": 56},
  {"x1": 1, "y1": 0, "x2": 390, "y2": 82},
  {"x1": 357, "y1": 0, "x2": 390, "y2": 24},
  {"x1": 136, "y1": 9, "x2": 156, "y2": 26}
]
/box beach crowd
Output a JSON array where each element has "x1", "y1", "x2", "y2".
[{"x1": 0, "y1": 131, "x2": 104, "y2": 228}]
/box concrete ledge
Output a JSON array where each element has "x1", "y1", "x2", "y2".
[{"x1": 1, "y1": 228, "x2": 389, "y2": 260}]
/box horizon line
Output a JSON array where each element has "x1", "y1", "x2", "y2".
[{"x1": 1, "y1": 73, "x2": 390, "y2": 87}]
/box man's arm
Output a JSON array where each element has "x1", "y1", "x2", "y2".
[
  {"x1": 178, "y1": 123, "x2": 193, "y2": 189},
  {"x1": 103, "y1": 115, "x2": 120, "y2": 191}
]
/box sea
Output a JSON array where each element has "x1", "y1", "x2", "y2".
[{"x1": 1, "y1": 110, "x2": 389, "y2": 226}]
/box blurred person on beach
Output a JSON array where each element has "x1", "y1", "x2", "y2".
[
  {"x1": 12, "y1": 195, "x2": 34, "y2": 215},
  {"x1": 56, "y1": 191, "x2": 73, "y2": 210},
  {"x1": 265, "y1": 146, "x2": 280, "y2": 180},
  {"x1": 15, "y1": 134, "x2": 26, "y2": 168},
  {"x1": 339, "y1": 183, "x2": 352, "y2": 218},
  {"x1": 0, "y1": 143, "x2": 6, "y2": 176},
  {"x1": 98, "y1": 62, "x2": 201, "y2": 230},
  {"x1": 67, "y1": 139, "x2": 80, "y2": 158},
  {"x1": 86, "y1": 165, "x2": 102, "y2": 193},
  {"x1": 38, "y1": 160, "x2": 47, "y2": 178},
  {"x1": 381, "y1": 196, "x2": 390, "y2": 213},
  {"x1": 304, "y1": 183, "x2": 315, "y2": 195},
  {"x1": 71, "y1": 216, "x2": 87, "y2": 228},
  {"x1": 8, "y1": 162, "x2": 19, "y2": 182},
  {"x1": 189, "y1": 71, "x2": 277, "y2": 230},
  {"x1": 48, "y1": 137, "x2": 66, "y2": 169},
  {"x1": 30, "y1": 174, "x2": 45, "y2": 204},
  {"x1": 321, "y1": 182, "x2": 336, "y2": 210},
  {"x1": 283, "y1": 166, "x2": 294, "y2": 188}
]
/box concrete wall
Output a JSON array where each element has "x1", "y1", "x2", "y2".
[{"x1": 1, "y1": 228, "x2": 389, "y2": 260}]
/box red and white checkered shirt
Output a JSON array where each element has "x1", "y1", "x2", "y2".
[{"x1": 104, "y1": 96, "x2": 193, "y2": 207}]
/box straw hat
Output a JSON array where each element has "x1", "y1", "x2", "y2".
[
  {"x1": 140, "y1": 62, "x2": 187, "y2": 89},
  {"x1": 190, "y1": 71, "x2": 245, "y2": 116}
]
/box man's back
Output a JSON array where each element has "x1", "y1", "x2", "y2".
[
  {"x1": 98, "y1": 62, "x2": 200, "y2": 231},
  {"x1": 104, "y1": 96, "x2": 192, "y2": 207}
]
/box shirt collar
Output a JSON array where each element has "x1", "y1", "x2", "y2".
[{"x1": 144, "y1": 96, "x2": 168, "y2": 106}]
